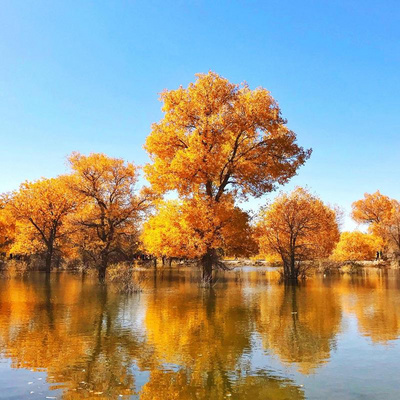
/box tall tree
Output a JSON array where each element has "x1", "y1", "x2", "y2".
[
  {"x1": 9, "y1": 176, "x2": 78, "y2": 272},
  {"x1": 256, "y1": 188, "x2": 339, "y2": 280},
  {"x1": 145, "y1": 72, "x2": 311, "y2": 281},
  {"x1": 68, "y1": 152, "x2": 152, "y2": 281}
]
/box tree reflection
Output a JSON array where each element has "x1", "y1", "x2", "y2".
[
  {"x1": 0, "y1": 275, "x2": 143, "y2": 398},
  {"x1": 142, "y1": 284, "x2": 304, "y2": 399},
  {"x1": 4, "y1": 271, "x2": 399, "y2": 398},
  {"x1": 255, "y1": 283, "x2": 341, "y2": 373},
  {"x1": 338, "y1": 272, "x2": 400, "y2": 343},
  {"x1": 139, "y1": 369, "x2": 304, "y2": 400},
  {"x1": 0, "y1": 274, "x2": 305, "y2": 399}
]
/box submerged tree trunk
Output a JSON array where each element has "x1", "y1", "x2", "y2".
[
  {"x1": 201, "y1": 248, "x2": 216, "y2": 284},
  {"x1": 282, "y1": 253, "x2": 299, "y2": 282},
  {"x1": 290, "y1": 254, "x2": 298, "y2": 280},
  {"x1": 98, "y1": 252, "x2": 108, "y2": 282},
  {"x1": 98, "y1": 264, "x2": 107, "y2": 282},
  {"x1": 45, "y1": 244, "x2": 54, "y2": 274}
]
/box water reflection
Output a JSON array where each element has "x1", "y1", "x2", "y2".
[
  {"x1": 139, "y1": 369, "x2": 305, "y2": 400},
  {"x1": 255, "y1": 283, "x2": 341, "y2": 373},
  {"x1": 0, "y1": 270, "x2": 399, "y2": 399},
  {"x1": 335, "y1": 271, "x2": 400, "y2": 344},
  {"x1": 0, "y1": 275, "x2": 144, "y2": 398}
]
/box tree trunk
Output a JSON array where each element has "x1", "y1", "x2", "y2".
[
  {"x1": 289, "y1": 255, "x2": 297, "y2": 280},
  {"x1": 201, "y1": 248, "x2": 215, "y2": 283},
  {"x1": 98, "y1": 264, "x2": 107, "y2": 282},
  {"x1": 45, "y1": 244, "x2": 53, "y2": 274},
  {"x1": 98, "y1": 252, "x2": 108, "y2": 282},
  {"x1": 282, "y1": 253, "x2": 298, "y2": 282}
]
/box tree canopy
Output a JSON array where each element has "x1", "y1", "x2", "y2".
[
  {"x1": 9, "y1": 176, "x2": 78, "y2": 272},
  {"x1": 331, "y1": 231, "x2": 383, "y2": 262},
  {"x1": 352, "y1": 191, "x2": 400, "y2": 258},
  {"x1": 68, "y1": 152, "x2": 153, "y2": 280},
  {"x1": 256, "y1": 187, "x2": 339, "y2": 280},
  {"x1": 144, "y1": 72, "x2": 311, "y2": 280}
]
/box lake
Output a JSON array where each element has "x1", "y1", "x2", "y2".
[{"x1": 0, "y1": 268, "x2": 399, "y2": 399}]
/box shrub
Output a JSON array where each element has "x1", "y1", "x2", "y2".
[
  {"x1": 3, "y1": 259, "x2": 31, "y2": 277},
  {"x1": 107, "y1": 262, "x2": 145, "y2": 293}
]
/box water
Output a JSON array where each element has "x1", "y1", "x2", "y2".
[{"x1": 0, "y1": 268, "x2": 399, "y2": 399}]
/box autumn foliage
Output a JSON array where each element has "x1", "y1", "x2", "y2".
[
  {"x1": 141, "y1": 197, "x2": 258, "y2": 264},
  {"x1": 0, "y1": 197, "x2": 15, "y2": 255},
  {"x1": 2, "y1": 72, "x2": 398, "y2": 282},
  {"x1": 1, "y1": 153, "x2": 153, "y2": 278},
  {"x1": 256, "y1": 188, "x2": 340, "y2": 280},
  {"x1": 352, "y1": 191, "x2": 393, "y2": 225},
  {"x1": 9, "y1": 176, "x2": 79, "y2": 272},
  {"x1": 352, "y1": 191, "x2": 400, "y2": 259},
  {"x1": 331, "y1": 231, "x2": 383, "y2": 262},
  {"x1": 67, "y1": 152, "x2": 153, "y2": 280},
  {"x1": 144, "y1": 72, "x2": 310, "y2": 280}
]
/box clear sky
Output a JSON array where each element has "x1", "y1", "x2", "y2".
[{"x1": 0, "y1": 0, "x2": 399, "y2": 230}]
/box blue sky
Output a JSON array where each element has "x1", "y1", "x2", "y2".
[{"x1": 0, "y1": 0, "x2": 399, "y2": 230}]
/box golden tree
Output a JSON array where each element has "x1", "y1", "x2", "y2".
[
  {"x1": 380, "y1": 200, "x2": 400, "y2": 257},
  {"x1": 0, "y1": 196, "x2": 15, "y2": 255},
  {"x1": 68, "y1": 152, "x2": 153, "y2": 281},
  {"x1": 256, "y1": 187, "x2": 339, "y2": 280},
  {"x1": 142, "y1": 197, "x2": 258, "y2": 269},
  {"x1": 144, "y1": 72, "x2": 311, "y2": 281},
  {"x1": 352, "y1": 191, "x2": 393, "y2": 226},
  {"x1": 9, "y1": 176, "x2": 78, "y2": 272},
  {"x1": 331, "y1": 231, "x2": 383, "y2": 262},
  {"x1": 352, "y1": 191, "x2": 400, "y2": 257}
]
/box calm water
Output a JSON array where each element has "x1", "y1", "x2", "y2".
[{"x1": 0, "y1": 268, "x2": 400, "y2": 399}]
